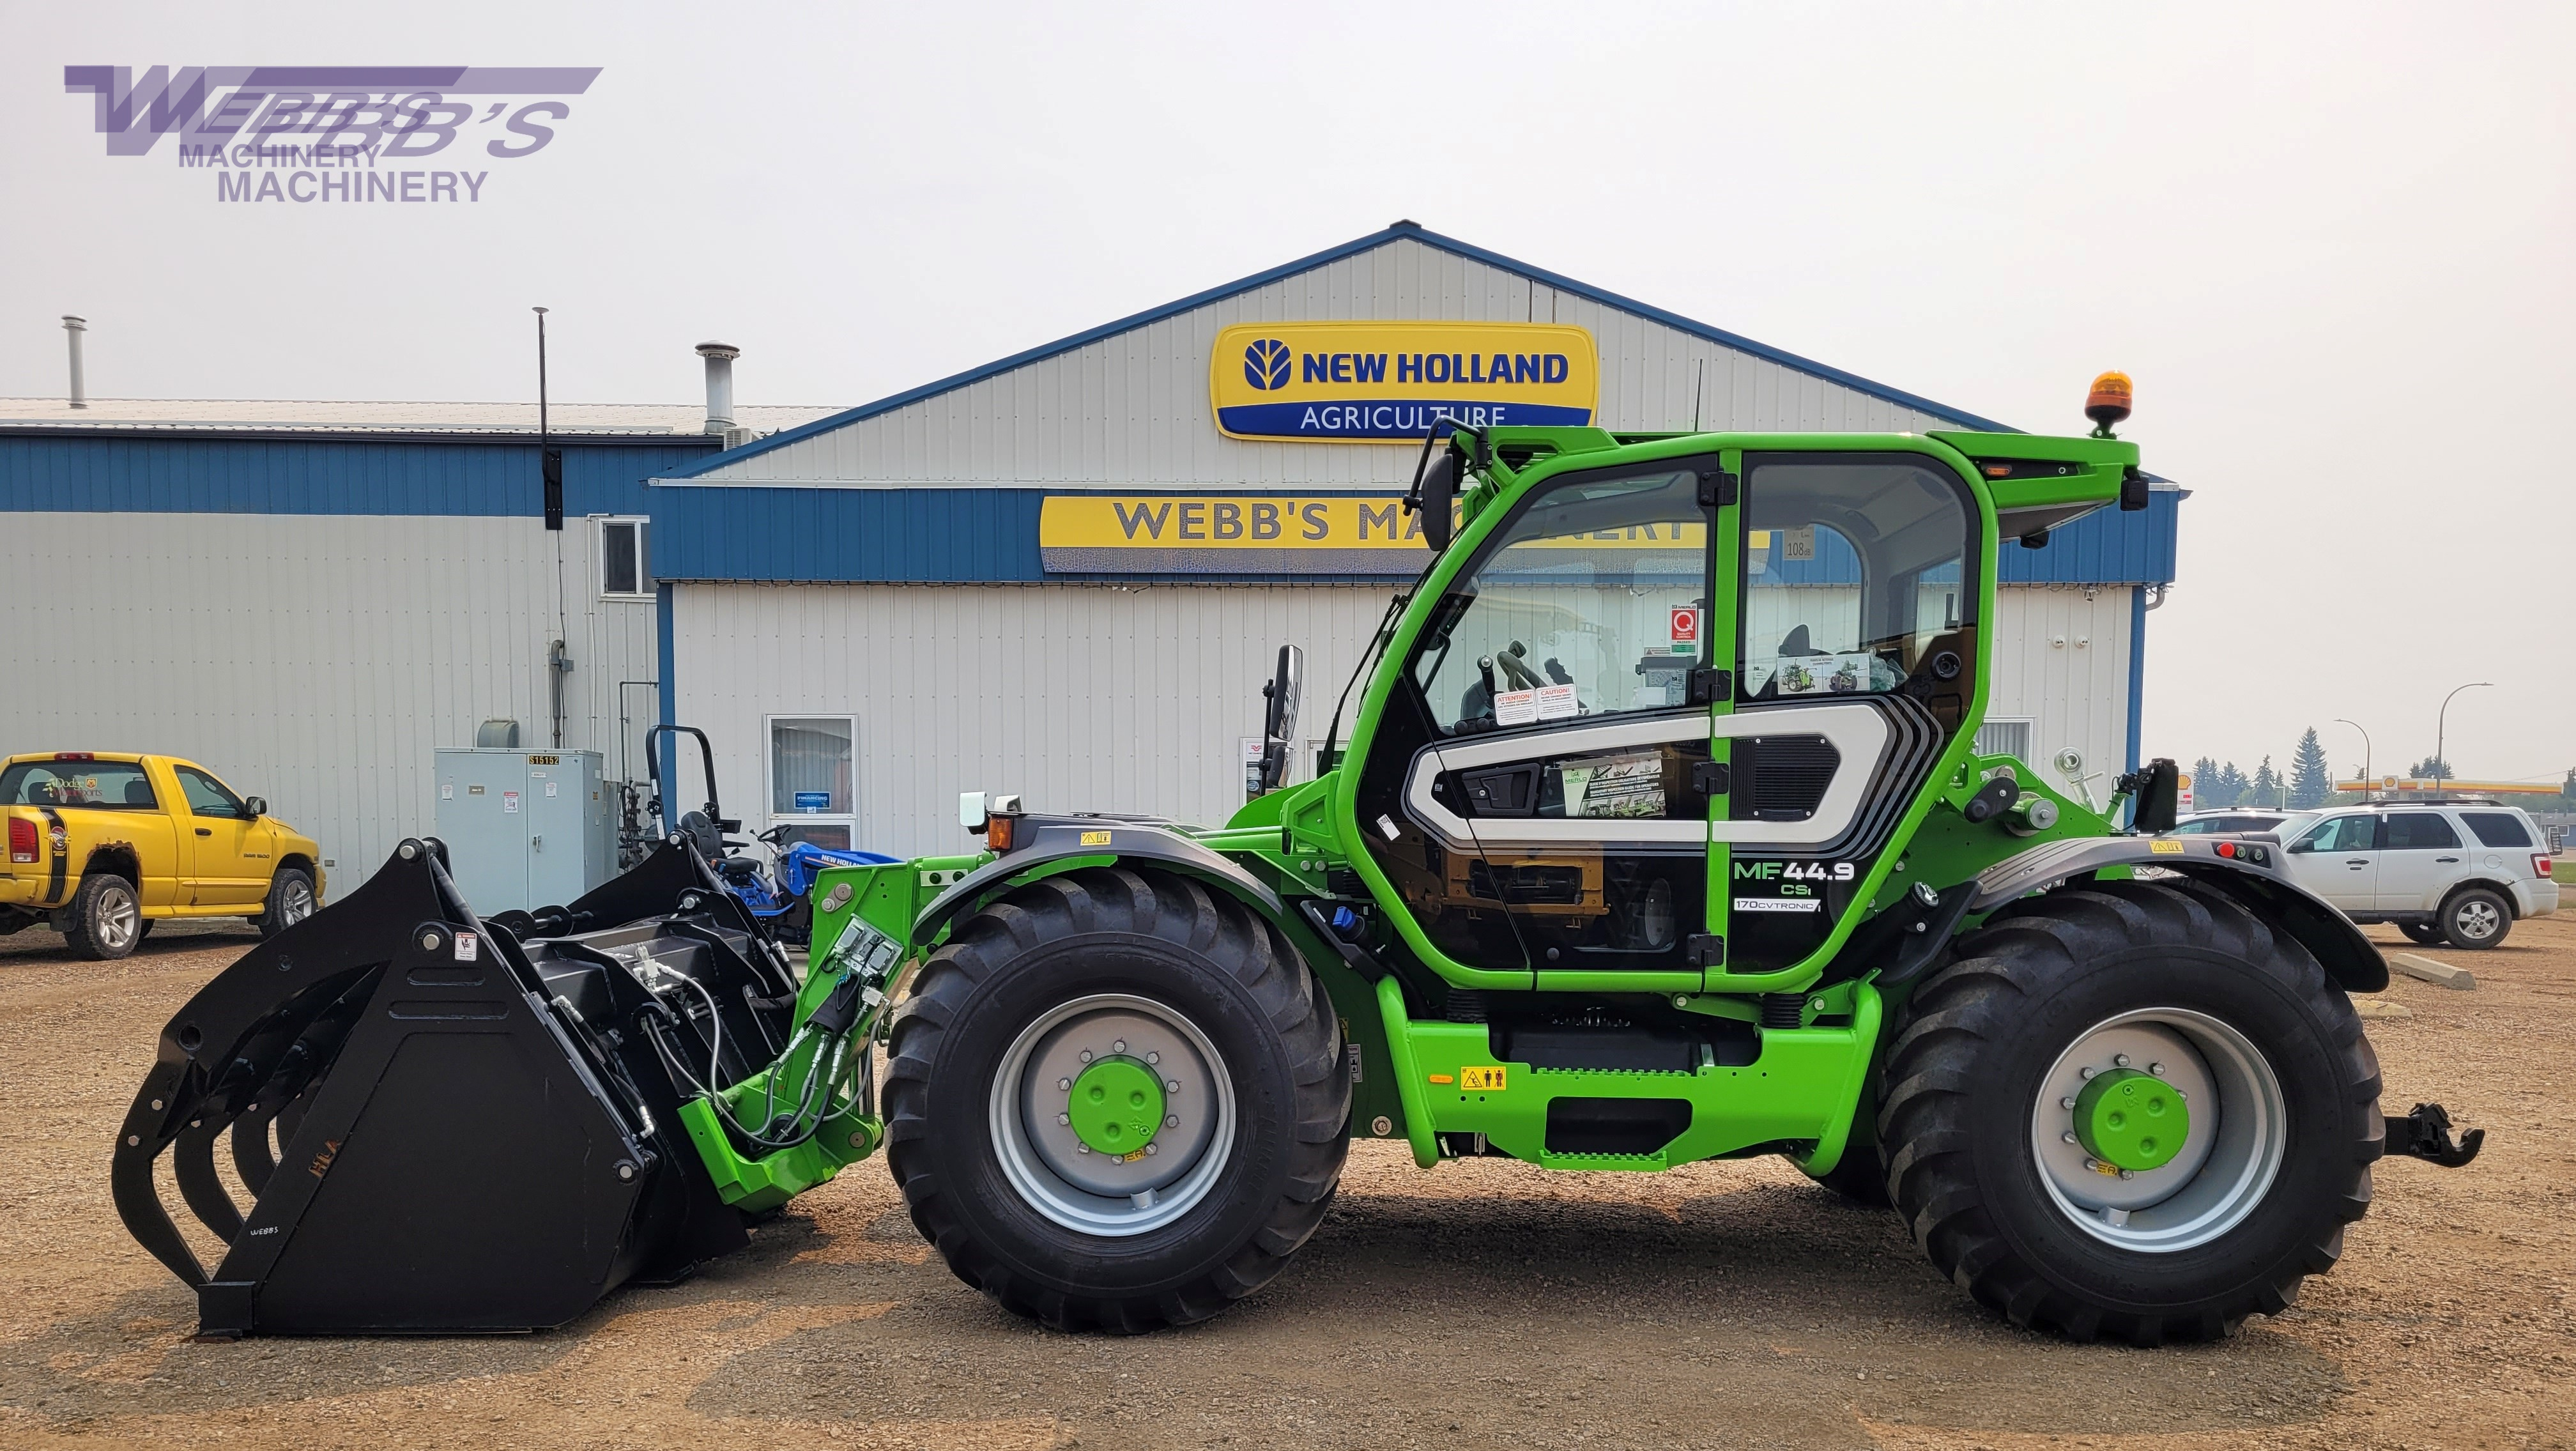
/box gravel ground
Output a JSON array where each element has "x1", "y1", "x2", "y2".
[{"x1": 0, "y1": 909, "x2": 2570, "y2": 1450}]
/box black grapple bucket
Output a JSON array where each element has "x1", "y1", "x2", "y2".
[{"x1": 111, "y1": 836, "x2": 804, "y2": 1335}]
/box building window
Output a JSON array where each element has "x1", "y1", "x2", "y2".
[
  {"x1": 767, "y1": 715, "x2": 856, "y2": 850},
  {"x1": 599, "y1": 518, "x2": 652, "y2": 599},
  {"x1": 1975, "y1": 718, "x2": 2032, "y2": 762}
]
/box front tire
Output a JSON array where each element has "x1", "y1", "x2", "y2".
[
  {"x1": 1880, "y1": 879, "x2": 2380, "y2": 1344},
  {"x1": 885, "y1": 866, "x2": 1349, "y2": 1332},
  {"x1": 257, "y1": 868, "x2": 318, "y2": 939},
  {"x1": 63, "y1": 873, "x2": 142, "y2": 961}
]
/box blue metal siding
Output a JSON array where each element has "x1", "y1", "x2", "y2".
[
  {"x1": 652, "y1": 484, "x2": 2179, "y2": 587},
  {"x1": 0, "y1": 435, "x2": 714, "y2": 518}
]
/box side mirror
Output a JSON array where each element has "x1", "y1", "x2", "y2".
[
  {"x1": 242, "y1": 796, "x2": 267, "y2": 820},
  {"x1": 1416, "y1": 449, "x2": 1457, "y2": 554},
  {"x1": 2286, "y1": 836, "x2": 2313, "y2": 854},
  {"x1": 2128, "y1": 758, "x2": 2179, "y2": 834},
  {"x1": 1257, "y1": 645, "x2": 1304, "y2": 793}
]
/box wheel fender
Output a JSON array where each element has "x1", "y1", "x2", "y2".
[
  {"x1": 1972, "y1": 834, "x2": 2388, "y2": 994},
  {"x1": 912, "y1": 817, "x2": 1285, "y2": 951}
]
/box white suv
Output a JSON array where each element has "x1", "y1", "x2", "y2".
[{"x1": 2274, "y1": 799, "x2": 2559, "y2": 949}]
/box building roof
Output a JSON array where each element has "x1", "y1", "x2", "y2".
[
  {"x1": 663, "y1": 221, "x2": 2016, "y2": 483},
  {"x1": 0, "y1": 397, "x2": 842, "y2": 437}
]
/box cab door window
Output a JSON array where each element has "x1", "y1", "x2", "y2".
[
  {"x1": 1739, "y1": 457, "x2": 1973, "y2": 712},
  {"x1": 175, "y1": 767, "x2": 246, "y2": 818}
]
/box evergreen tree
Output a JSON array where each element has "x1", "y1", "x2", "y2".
[
  {"x1": 2407, "y1": 756, "x2": 2452, "y2": 782},
  {"x1": 2288, "y1": 728, "x2": 2331, "y2": 809},
  {"x1": 2248, "y1": 755, "x2": 2281, "y2": 809},
  {"x1": 2189, "y1": 756, "x2": 2221, "y2": 808},
  {"x1": 2212, "y1": 762, "x2": 2248, "y2": 808}
]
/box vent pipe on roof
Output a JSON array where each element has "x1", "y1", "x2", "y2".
[
  {"x1": 695, "y1": 341, "x2": 739, "y2": 435},
  {"x1": 61, "y1": 316, "x2": 87, "y2": 410}
]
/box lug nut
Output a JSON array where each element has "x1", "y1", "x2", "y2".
[
  {"x1": 2114, "y1": 1054, "x2": 2131, "y2": 1068},
  {"x1": 2119, "y1": 1169, "x2": 2135, "y2": 1180},
  {"x1": 2062, "y1": 1132, "x2": 2078, "y2": 1145},
  {"x1": 1144, "y1": 1143, "x2": 1158, "y2": 1156},
  {"x1": 2060, "y1": 1096, "x2": 2076, "y2": 1110},
  {"x1": 1165, "y1": 1114, "x2": 1180, "y2": 1128},
  {"x1": 1077, "y1": 1144, "x2": 1092, "y2": 1155},
  {"x1": 1167, "y1": 1080, "x2": 1181, "y2": 1093},
  {"x1": 2079, "y1": 1066, "x2": 2097, "y2": 1080},
  {"x1": 1112, "y1": 1040, "x2": 1126, "y2": 1053},
  {"x1": 1146, "y1": 1052, "x2": 1160, "y2": 1064},
  {"x1": 1078, "y1": 1050, "x2": 1094, "y2": 1063},
  {"x1": 1058, "y1": 1114, "x2": 1071, "y2": 1126},
  {"x1": 2147, "y1": 1062, "x2": 2165, "y2": 1077}
]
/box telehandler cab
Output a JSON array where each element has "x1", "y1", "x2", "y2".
[{"x1": 116, "y1": 378, "x2": 2480, "y2": 1343}]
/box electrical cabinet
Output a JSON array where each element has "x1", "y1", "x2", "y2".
[{"x1": 432, "y1": 748, "x2": 613, "y2": 913}]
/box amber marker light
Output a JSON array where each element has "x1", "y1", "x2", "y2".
[{"x1": 2085, "y1": 371, "x2": 2133, "y2": 438}]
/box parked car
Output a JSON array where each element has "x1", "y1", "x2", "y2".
[
  {"x1": 1, "y1": 752, "x2": 323, "y2": 960},
  {"x1": 2273, "y1": 798, "x2": 2557, "y2": 949},
  {"x1": 2170, "y1": 808, "x2": 2294, "y2": 836}
]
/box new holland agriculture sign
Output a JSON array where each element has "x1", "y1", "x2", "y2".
[{"x1": 1208, "y1": 321, "x2": 1597, "y2": 442}]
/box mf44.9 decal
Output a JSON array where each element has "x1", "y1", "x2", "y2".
[{"x1": 1733, "y1": 859, "x2": 1855, "y2": 883}]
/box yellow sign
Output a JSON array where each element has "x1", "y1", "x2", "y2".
[
  {"x1": 1078, "y1": 829, "x2": 1113, "y2": 847},
  {"x1": 1458, "y1": 1066, "x2": 1507, "y2": 1091},
  {"x1": 1039, "y1": 494, "x2": 1703, "y2": 576},
  {"x1": 2150, "y1": 838, "x2": 2184, "y2": 855},
  {"x1": 1210, "y1": 321, "x2": 1597, "y2": 443}
]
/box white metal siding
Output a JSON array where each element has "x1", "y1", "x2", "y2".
[
  {"x1": 673, "y1": 581, "x2": 2129, "y2": 860},
  {"x1": 691, "y1": 237, "x2": 1954, "y2": 489},
  {"x1": 1984, "y1": 588, "x2": 2135, "y2": 802},
  {"x1": 0, "y1": 512, "x2": 656, "y2": 891},
  {"x1": 673, "y1": 582, "x2": 1395, "y2": 858}
]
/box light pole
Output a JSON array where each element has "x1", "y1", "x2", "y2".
[
  {"x1": 2334, "y1": 718, "x2": 2370, "y2": 797},
  {"x1": 2433, "y1": 682, "x2": 2492, "y2": 791}
]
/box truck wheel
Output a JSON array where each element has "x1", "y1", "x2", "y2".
[
  {"x1": 885, "y1": 865, "x2": 1349, "y2": 1333},
  {"x1": 63, "y1": 873, "x2": 144, "y2": 961},
  {"x1": 1879, "y1": 878, "x2": 2379, "y2": 1344},
  {"x1": 2398, "y1": 921, "x2": 2442, "y2": 946},
  {"x1": 2437, "y1": 887, "x2": 2512, "y2": 951},
  {"x1": 257, "y1": 868, "x2": 318, "y2": 939}
]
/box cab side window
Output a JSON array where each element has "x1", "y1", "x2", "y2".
[
  {"x1": 2297, "y1": 815, "x2": 2379, "y2": 853},
  {"x1": 175, "y1": 767, "x2": 245, "y2": 820},
  {"x1": 2382, "y1": 813, "x2": 2460, "y2": 850}
]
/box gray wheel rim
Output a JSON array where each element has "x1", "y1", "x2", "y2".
[
  {"x1": 94, "y1": 882, "x2": 139, "y2": 952},
  {"x1": 2028, "y1": 1007, "x2": 2287, "y2": 1253},
  {"x1": 280, "y1": 878, "x2": 316, "y2": 925},
  {"x1": 2452, "y1": 898, "x2": 2502, "y2": 941},
  {"x1": 988, "y1": 992, "x2": 1237, "y2": 1238}
]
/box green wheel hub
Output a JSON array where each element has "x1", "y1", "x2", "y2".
[
  {"x1": 2073, "y1": 1068, "x2": 2188, "y2": 1172},
  {"x1": 1067, "y1": 1056, "x2": 1166, "y2": 1156}
]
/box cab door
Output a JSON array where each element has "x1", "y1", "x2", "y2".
[
  {"x1": 172, "y1": 764, "x2": 268, "y2": 907},
  {"x1": 2284, "y1": 813, "x2": 2379, "y2": 909},
  {"x1": 1354, "y1": 459, "x2": 1724, "y2": 981},
  {"x1": 2375, "y1": 811, "x2": 2464, "y2": 911}
]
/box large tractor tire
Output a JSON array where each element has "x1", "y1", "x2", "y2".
[
  {"x1": 1879, "y1": 878, "x2": 2380, "y2": 1344},
  {"x1": 885, "y1": 866, "x2": 1350, "y2": 1333}
]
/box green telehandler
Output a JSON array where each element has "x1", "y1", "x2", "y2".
[{"x1": 114, "y1": 380, "x2": 2481, "y2": 1343}]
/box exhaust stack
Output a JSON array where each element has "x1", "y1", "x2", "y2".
[
  {"x1": 695, "y1": 341, "x2": 739, "y2": 435},
  {"x1": 62, "y1": 316, "x2": 87, "y2": 410}
]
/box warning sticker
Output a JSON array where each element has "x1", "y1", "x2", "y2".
[
  {"x1": 1535, "y1": 683, "x2": 1578, "y2": 720},
  {"x1": 1669, "y1": 606, "x2": 1698, "y2": 645},
  {"x1": 2150, "y1": 838, "x2": 2185, "y2": 856},
  {"x1": 1458, "y1": 1066, "x2": 1507, "y2": 1091},
  {"x1": 1079, "y1": 829, "x2": 1113, "y2": 847},
  {"x1": 1494, "y1": 688, "x2": 1538, "y2": 726},
  {"x1": 545, "y1": 781, "x2": 559, "y2": 797},
  {"x1": 441, "y1": 784, "x2": 454, "y2": 801},
  {"x1": 454, "y1": 932, "x2": 479, "y2": 962},
  {"x1": 502, "y1": 790, "x2": 521, "y2": 815}
]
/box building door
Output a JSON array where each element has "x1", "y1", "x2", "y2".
[
  {"x1": 767, "y1": 716, "x2": 858, "y2": 850},
  {"x1": 1360, "y1": 459, "x2": 1723, "y2": 979}
]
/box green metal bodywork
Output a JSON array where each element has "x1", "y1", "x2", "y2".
[{"x1": 682, "y1": 424, "x2": 2145, "y2": 1204}]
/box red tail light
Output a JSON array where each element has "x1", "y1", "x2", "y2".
[
  {"x1": 7, "y1": 817, "x2": 35, "y2": 864},
  {"x1": 2536, "y1": 853, "x2": 2556, "y2": 880}
]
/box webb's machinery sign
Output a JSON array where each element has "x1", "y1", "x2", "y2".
[
  {"x1": 1037, "y1": 493, "x2": 1703, "y2": 575},
  {"x1": 1208, "y1": 321, "x2": 1597, "y2": 441}
]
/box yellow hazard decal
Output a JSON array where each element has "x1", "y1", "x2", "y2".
[
  {"x1": 1080, "y1": 829, "x2": 1113, "y2": 847},
  {"x1": 2150, "y1": 839, "x2": 2185, "y2": 855},
  {"x1": 1458, "y1": 1066, "x2": 1507, "y2": 1091}
]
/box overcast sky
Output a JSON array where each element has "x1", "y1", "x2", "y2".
[{"x1": 6, "y1": 2, "x2": 2570, "y2": 786}]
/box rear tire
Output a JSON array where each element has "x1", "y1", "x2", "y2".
[
  {"x1": 63, "y1": 873, "x2": 142, "y2": 961},
  {"x1": 2438, "y1": 887, "x2": 2511, "y2": 951},
  {"x1": 1880, "y1": 879, "x2": 2380, "y2": 1344},
  {"x1": 885, "y1": 866, "x2": 1349, "y2": 1332},
  {"x1": 2398, "y1": 921, "x2": 2443, "y2": 946}
]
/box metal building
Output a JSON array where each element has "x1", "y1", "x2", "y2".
[{"x1": 648, "y1": 222, "x2": 2179, "y2": 859}]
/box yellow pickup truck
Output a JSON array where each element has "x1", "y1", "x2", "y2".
[{"x1": 1, "y1": 753, "x2": 323, "y2": 960}]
